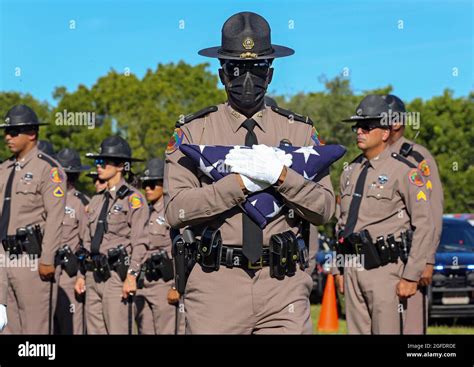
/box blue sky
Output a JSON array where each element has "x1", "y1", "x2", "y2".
[{"x1": 0, "y1": 0, "x2": 472, "y2": 105}]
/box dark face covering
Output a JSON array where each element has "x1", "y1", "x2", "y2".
[{"x1": 219, "y1": 60, "x2": 273, "y2": 117}]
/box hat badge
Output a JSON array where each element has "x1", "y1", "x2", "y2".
[
  {"x1": 242, "y1": 37, "x2": 254, "y2": 50},
  {"x1": 144, "y1": 169, "x2": 149, "y2": 176},
  {"x1": 5, "y1": 117, "x2": 10, "y2": 125},
  {"x1": 356, "y1": 108, "x2": 363, "y2": 116}
]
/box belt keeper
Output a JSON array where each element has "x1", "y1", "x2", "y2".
[{"x1": 225, "y1": 247, "x2": 234, "y2": 268}]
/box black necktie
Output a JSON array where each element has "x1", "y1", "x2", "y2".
[
  {"x1": 343, "y1": 161, "x2": 370, "y2": 237},
  {"x1": 0, "y1": 164, "x2": 17, "y2": 242},
  {"x1": 241, "y1": 118, "x2": 263, "y2": 263},
  {"x1": 91, "y1": 191, "x2": 110, "y2": 254}
]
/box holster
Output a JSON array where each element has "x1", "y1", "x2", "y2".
[
  {"x1": 2, "y1": 224, "x2": 43, "y2": 257},
  {"x1": 144, "y1": 249, "x2": 174, "y2": 283},
  {"x1": 56, "y1": 245, "x2": 79, "y2": 277},
  {"x1": 173, "y1": 229, "x2": 197, "y2": 295},
  {"x1": 346, "y1": 230, "x2": 381, "y2": 270},
  {"x1": 91, "y1": 254, "x2": 111, "y2": 282},
  {"x1": 107, "y1": 245, "x2": 129, "y2": 282}
]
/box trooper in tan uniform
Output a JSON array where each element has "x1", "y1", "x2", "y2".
[
  {"x1": 74, "y1": 136, "x2": 149, "y2": 334},
  {"x1": 334, "y1": 95, "x2": 434, "y2": 334},
  {"x1": 164, "y1": 12, "x2": 334, "y2": 334},
  {"x1": 383, "y1": 94, "x2": 444, "y2": 334},
  {"x1": 0, "y1": 105, "x2": 66, "y2": 334},
  {"x1": 135, "y1": 158, "x2": 185, "y2": 334},
  {"x1": 54, "y1": 148, "x2": 90, "y2": 334}
]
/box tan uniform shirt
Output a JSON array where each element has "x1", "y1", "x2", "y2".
[
  {"x1": 62, "y1": 188, "x2": 89, "y2": 253},
  {"x1": 147, "y1": 197, "x2": 172, "y2": 256},
  {"x1": 164, "y1": 103, "x2": 335, "y2": 245},
  {"x1": 338, "y1": 146, "x2": 434, "y2": 281},
  {"x1": 83, "y1": 178, "x2": 149, "y2": 273},
  {"x1": 0, "y1": 146, "x2": 66, "y2": 265},
  {"x1": 390, "y1": 136, "x2": 443, "y2": 264}
]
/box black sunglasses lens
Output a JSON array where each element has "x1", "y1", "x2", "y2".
[
  {"x1": 5, "y1": 128, "x2": 20, "y2": 137},
  {"x1": 223, "y1": 61, "x2": 270, "y2": 78}
]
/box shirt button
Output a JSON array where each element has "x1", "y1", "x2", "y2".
[{"x1": 376, "y1": 194, "x2": 381, "y2": 197}]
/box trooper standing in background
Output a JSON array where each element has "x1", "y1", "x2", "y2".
[
  {"x1": 74, "y1": 136, "x2": 149, "y2": 334},
  {"x1": 54, "y1": 148, "x2": 90, "y2": 334},
  {"x1": 135, "y1": 158, "x2": 184, "y2": 334},
  {"x1": 384, "y1": 94, "x2": 444, "y2": 334},
  {"x1": 334, "y1": 95, "x2": 434, "y2": 334},
  {"x1": 0, "y1": 105, "x2": 66, "y2": 334},
  {"x1": 164, "y1": 12, "x2": 334, "y2": 334}
]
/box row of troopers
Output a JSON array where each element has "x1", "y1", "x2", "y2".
[
  {"x1": 0, "y1": 11, "x2": 443, "y2": 335},
  {"x1": 0, "y1": 104, "x2": 182, "y2": 334}
]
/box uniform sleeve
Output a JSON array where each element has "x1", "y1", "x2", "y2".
[
  {"x1": 276, "y1": 127, "x2": 335, "y2": 225},
  {"x1": 400, "y1": 170, "x2": 435, "y2": 281},
  {"x1": 40, "y1": 166, "x2": 67, "y2": 265},
  {"x1": 164, "y1": 128, "x2": 246, "y2": 228},
  {"x1": 128, "y1": 193, "x2": 149, "y2": 273},
  {"x1": 422, "y1": 150, "x2": 444, "y2": 264},
  {"x1": 330, "y1": 173, "x2": 346, "y2": 276}
]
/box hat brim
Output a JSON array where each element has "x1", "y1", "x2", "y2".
[
  {"x1": 86, "y1": 153, "x2": 144, "y2": 162},
  {"x1": 140, "y1": 175, "x2": 164, "y2": 181},
  {"x1": 341, "y1": 116, "x2": 384, "y2": 123},
  {"x1": 198, "y1": 44, "x2": 295, "y2": 60},
  {"x1": 64, "y1": 165, "x2": 91, "y2": 173},
  {"x1": 0, "y1": 122, "x2": 48, "y2": 129}
]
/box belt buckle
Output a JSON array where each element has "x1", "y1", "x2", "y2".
[{"x1": 247, "y1": 256, "x2": 263, "y2": 270}]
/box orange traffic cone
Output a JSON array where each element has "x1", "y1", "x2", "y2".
[{"x1": 317, "y1": 274, "x2": 339, "y2": 332}]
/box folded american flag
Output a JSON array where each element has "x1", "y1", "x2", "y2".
[{"x1": 179, "y1": 144, "x2": 346, "y2": 229}]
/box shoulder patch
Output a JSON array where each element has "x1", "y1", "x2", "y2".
[
  {"x1": 271, "y1": 106, "x2": 313, "y2": 126},
  {"x1": 166, "y1": 127, "x2": 184, "y2": 155},
  {"x1": 53, "y1": 186, "x2": 65, "y2": 198},
  {"x1": 391, "y1": 152, "x2": 417, "y2": 168},
  {"x1": 418, "y1": 160, "x2": 431, "y2": 177},
  {"x1": 129, "y1": 192, "x2": 144, "y2": 209},
  {"x1": 74, "y1": 191, "x2": 90, "y2": 206},
  {"x1": 408, "y1": 169, "x2": 425, "y2": 187},
  {"x1": 50, "y1": 167, "x2": 64, "y2": 183},
  {"x1": 37, "y1": 153, "x2": 58, "y2": 168},
  {"x1": 175, "y1": 106, "x2": 218, "y2": 128}
]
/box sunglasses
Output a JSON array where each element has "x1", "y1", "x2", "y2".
[
  {"x1": 222, "y1": 60, "x2": 272, "y2": 79},
  {"x1": 4, "y1": 127, "x2": 34, "y2": 137},
  {"x1": 351, "y1": 123, "x2": 389, "y2": 133},
  {"x1": 94, "y1": 158, "x2": 122, "y2": 167},
  {"x1": 141, "y1": 180, "x2": 162, "y2": 190}
]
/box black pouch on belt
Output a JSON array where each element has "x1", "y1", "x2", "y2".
[
  {"x1": 92, "y1": 254, "x2": 111, "y2": 281},
  {"x1": 56, "y1": 245, "x2": 79, "y2": 277},
  {"x1": 375, "y1": 235, "x2": 390, "y2": 266},
  {"x1": 197, "y1": 227, "x2": 222, "y2": 271},
  {"x1": 386, "y1": 234, "x2": 399, "y2": 263},
  {"x1": 148, "y1": 249, "x2": 174, "y2": 282},
  {"x1": 269, "y1": 232, "x2": 289, "y2": 280},
  {"x1": 107, "y1": 245, "x2": 129, "y2": 281},
  {"x1": 283, "y1": 231, "x2": 298, "y2": 277}
]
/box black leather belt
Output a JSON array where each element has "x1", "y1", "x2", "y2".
[{"x1": 220, "y1": 245, "x2": 271, "y2": 269}]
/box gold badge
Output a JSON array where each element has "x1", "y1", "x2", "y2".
[{"x1": 243, "y1": 37, "x2": 254, "y2": 50}]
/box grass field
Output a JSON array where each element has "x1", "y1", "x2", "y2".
[{"x1": 310, "y1": 304, "x2": 474, "y2": 334}]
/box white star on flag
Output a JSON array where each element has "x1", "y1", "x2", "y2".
[
  {"x1": 199, "y1": 158, "x2": 214, "y2": 178},
  {"x1": 294, "y1": 146, "x2": 320, "y2": 163},
  {"x1": 303, "y1": 170, "x2": 317, "y2": 181},
  {"x1": 266, "y1": 201, "x2": 282, "y2": 218}
]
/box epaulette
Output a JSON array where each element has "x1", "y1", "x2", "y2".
[
  {"x1": 399, "y1": 142, "x2": 425, "y2": 163},
  {"x1": 74, "y1": 191, "x2": 90, "y2": 206},
  {"x1": 391, "y1": 152, "x2": 417, "y2": 168},
  {"x1": 117, "y1": 185, "x2": 132, "y2": 199},
  {"x1": 271, "y1": 106, "x2": 313, "y2": 126},
  {"x1": 175, "y1": 106, "x2": 218, "y2": 128},
  {"x1": 37, "y1": 153, "x2": 58, "y2": 167}
]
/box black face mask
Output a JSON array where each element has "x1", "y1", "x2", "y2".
[{"x1": 220, "y1": 61, "x2": 272, "y2": 117}]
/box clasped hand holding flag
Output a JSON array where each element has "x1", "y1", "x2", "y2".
[{"x1": 179, "y1": 143, "x2": 346, "y2": 229}]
